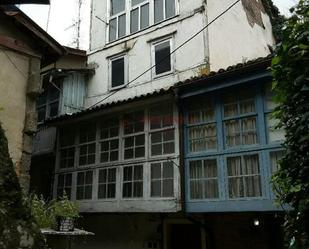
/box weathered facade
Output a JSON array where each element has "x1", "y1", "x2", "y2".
[
  {"x1": 33, "y1": 0, "x2": 284, "y2": 248},
  {"x1": 0, "y1": 5, "x2": 64, "y2": 191}
]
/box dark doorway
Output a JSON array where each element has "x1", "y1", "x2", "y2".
[{"x1": 170, "y1": 224, "x2": 202, "y2": 249}]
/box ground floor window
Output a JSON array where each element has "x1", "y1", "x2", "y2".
[
  {"x1": 122, "y1": 165, "x2": 143, "y2": 198},
  {"x1": 76, "y1": 171, "x2": 93, "y2": 200},
  {"x1": 98, "y1": 168, "x2": 117, "y2": 199}
]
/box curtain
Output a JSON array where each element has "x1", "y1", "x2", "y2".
[
  {"x1": 242, "y1": 117, "x2": 257, "y2": 145},
  {"x1": 227, "y1": 157, "x2": 243, "y2": 198},
  {"x1": 244, "y1": 155, "x2": 261, "y2": 197}
]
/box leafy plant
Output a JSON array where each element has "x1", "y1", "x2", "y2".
[
  {"x1": 271, "y1": 0, "x2": 309, "y2": 248},
  {"x1": 52, "y1": 194, "x2": 79, "y2": 218},
  {"x1": 30, "y1": 194, "x2": 55, "y2": 229}
]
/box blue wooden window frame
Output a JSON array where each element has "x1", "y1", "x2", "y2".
[{"x1": 184, "y1": 82, "x2": 283, "y2": 204}]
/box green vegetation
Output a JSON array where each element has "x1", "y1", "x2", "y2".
[
  {"x1": 271, "y1": 0, "x2": 309, "y2": 248},
  {"x1": 0, "y1": 123, "x2": 46, "y2": 249}
]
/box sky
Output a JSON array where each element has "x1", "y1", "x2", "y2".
[{"x1": 19, "y1": 0, "x2": 298, "y2": 51}]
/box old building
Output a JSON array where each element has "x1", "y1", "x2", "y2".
[
  {"x1": 0, "y1": 4, "x2": 64, "y2": 190},
  {"x1": 35, "y1": 0, "x2": 284, "y2": 248}
]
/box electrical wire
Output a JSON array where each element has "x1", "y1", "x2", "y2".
[
  {"x1": 87, "y1": 0, "x2": 241, "y2": 110},
  {"x1": 0, "y1": 49, "x2": 28, "y2": 79}
]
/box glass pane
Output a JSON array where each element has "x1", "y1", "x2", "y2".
[
  {"x1": 85, "y1": 171, "x2": 93, "y2": 184},
  {"x1": 123, "y1": 183, "x2": 132, "y2": 197},
  {"x1": 109, "y1": 18, "x2": 117, "y2": 41},
  {"x1": 134, "y1": 165, "x2": 143, "y2": 180},
  {"x1": 163, "y1": 179, "x2": 173, "y2": 197},
  {"x1": 118, "y1": 14, "x2": 126, "y2": 38},
  {"x1": 65, "y1": 174, "x2": 72, "y2": 186},
  {"x1": 163, "y1": 130, "x2": 174, "y2": 141},
  {"x1": 101, "y1": 152, "x2": 109, "y2": 162},
  {"x1": 225, "y1": 120, "x2": 241, "y2": 147},
  {"x1": 124, "y1": 148, "x2": 134, "y2": 159},
  {"x1": 239, "y1": 90, "x2": 255, "y2": 114},
  {"x1": 267, "y1": 114, "x2": 285, "y2": 143},
  {"x1": 132, "y1": 0, "x2": 144, "y2": 5},
  {"x1": 107, "y1": 184, "x2": 116, "y2": 198},
  {"x1": 76, "y1": 186, "x2": 84, "y2": 200},
  {"x1": 85, "y1": 186, "x2": 92, "y2": 199},
  {"x1": 165, "y1": 0, "x2": 175, "y2": 18},
  {"x1": 98, "y1": 185, "x2": 107, "y2": 199},
  {"x1": 154, "y1": 0, "x2": 164, "y2": 23},
  {"x1": 110, "y1": 139, "x2": 119, "y2": 150},
  {"x1": 131, "y1": 8, "x2": 139, "y2": 33},
  {"x1": 109, "y1": 169, "x2": 116, "y2": 182},
  {"x1": 58, "y1": 174, "x2": 65, "y2": 187},
  {"x1": 101, "y1": 141, "x2": 109, "y2": 152},
  {"x1": 110, "y1": 151, "x2": 118, "y2": 161},
  {"x1": 203, "y1": 159, "x2": 217, "y2": 178},
  {"x1": 224, "y1": 94, "x2": 238, "y2": 117},
  {"x1": 133, "y1": 182, "x2": 143, "y2": 197},
  {"x1": 123, "y1": 167, "x2": 133, "y2": 181},
  {"x1": 151, "y1": 163, "x2": 161, "y2": 179},
  {"x1": 228, "y1": 177, "x2": 244, "y2": 198},
  {"x1": 151, "y1": 180, "x2": 161, "y2": 197},
  {"x1": 152, "y1": 144, "x2": 162, "y2": 156},
  {"x1": 243, "y1": 154, "x2": 259, "y2": 175},
  {"x1": 163, "y1": 142, "x2": 174, "y2": 154},
  {"x1": 49, "y1": 101, "x2": 59, "y2": 118},
  {"x1": 141, "y1": 4, "x2": 149, "y2": 29},
  {"x1": 270, "y1": 151, "x2": 284, "y2": 173},
  {"x1": 163, "y1": 161, "x2": 174, "y2": 178},
  {"x1": 152, "y1": 132, "x2": 162, "y2": 143},
  {"x1": 37, "y1": 106, "x2": 46, "y2": 122},
  {"x1": 135, "y1": 135, "x2": 145, "y2": 146},
  {"x1": 77, "y1": 172, "x2": 84, "y2": 185},
  {"x1": 99, "y1": 170, "x2": 107, "y2": 183},
  {"x1": 189, "y1": 160, "x2": 203, "y2": 179},
  {"x1": 111, "y1": 0, "x2": 125, "y2": 15},
  {"x1": 61, "y1": 129, "x2": 75, "y2": 146},
  {"x1": 111, "y1": 57, "x2": 125, "y2": 88},
  {"x1": 242, "y1": 117, "x2": 257, "y2": 145},
  {"x1": 227, "y1": 157, "x2": 242, "y2": 176},
  {"x1": 204, "y1": 179, "x2": 218, "y2": 198},
  {"x1": 245, "y1": 175, "x2": 261, "y2": 197},
  {"x1": 155, "y1": 41, "x2": 171, "y2": 75},
  {"x1": 190, "y1": 180, "x2": 203, "y2": 199},
  {"x1": 135, "y1": 147, "x2": 145, "y2": 158}
]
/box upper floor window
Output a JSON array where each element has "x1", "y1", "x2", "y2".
[
  {"x1": 131, "y1": 0, "x2": 149, "y2": 33},
  {"x1": 223, "y1": 90, "x2": 258, "y2": 147},
  {"x1": 37, "y1": 79, "x2": 61, "y2": 123},
  {"x1": 108, "y1": 0, "x2": 176, "y2": 42},
  {"x1": 78, "y1": 123, "x2": 96, "y2": 166},
  {"x1": 188, "y1": 99, "x2": 217, "y2": 153},
  {"x1": 152, "y1": 38, "x2": 173, "y2": 77},
  {"x1": 110, "y1": 55, "x2": 128, "y2": 89},
  {"x1": 154, "y1": 0, "x2": 175, "y2": 23},
  {"x1": 59, "y1": 128, "x2": 75, "y2": 169}
]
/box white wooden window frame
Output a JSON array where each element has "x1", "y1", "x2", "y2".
[
  {"x1": 98, "y1": 167, "x2": 117, "y2": 199},
  {"x1": 109, "y1": 54, "x2": 128, "y2": 91},
  {"x1": 151, "y1": 37, "x2": 174, "y2": 78},
  {"x1": 99, "y1": 118, "x2": 120, "y2": 163},
  {"x1": 107, "y1": 0, "x2": 178, "y2": 43}
]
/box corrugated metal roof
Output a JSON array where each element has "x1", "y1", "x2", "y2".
[{"x1": 47, "y1": 55, "x2": 272, "y2": 124}]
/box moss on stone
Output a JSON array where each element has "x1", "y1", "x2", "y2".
[{"x1": 0, "y1": 123, "x2": 46, "y2": 249}]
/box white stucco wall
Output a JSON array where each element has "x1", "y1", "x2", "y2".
[
  {"x1": 87, "y1": 0, "x2": 274, "y2": 107},
  {"x1": 207, "y1": 0, "x2": 275, "y2": 71}
]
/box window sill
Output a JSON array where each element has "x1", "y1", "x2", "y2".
[{"x1": 153, "y1": 70, "x2": 174, "y2": 80}]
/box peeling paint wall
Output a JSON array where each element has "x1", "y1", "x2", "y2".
[
  {"x1": 0, "y1": 21, "x2": 41, "y2": 191},
  {"x1": 207, "y1": 0, "x2": 275, "y2": 71}
]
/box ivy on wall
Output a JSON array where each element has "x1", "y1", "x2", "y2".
[{"x1": 271, "y1": 0, "x2": 309, "y2": 248}]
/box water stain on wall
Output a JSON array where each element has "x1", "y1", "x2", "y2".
[{"x1": 241, "y1": 0, "x2": 266, "y2": 28}]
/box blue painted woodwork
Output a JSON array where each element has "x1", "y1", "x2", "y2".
[{"x1": 181, "y1": 74, "x2": 283, "y2": 213}]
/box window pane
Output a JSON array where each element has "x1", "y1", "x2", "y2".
[
  {"x1": 242, "y1": 117, "x2": 257, "y2": 145},
  {"x1": 109, "y1": 168, "x2": 116, "y2": 182},
  {"x1": 152, "y1": 144, "x2": 162, "y2": 156},
  {"x1": 190, "y1": 180, "x2": 203, "y2": 199},
  {"x1": 77, "y1": 172, "x2": 84, "y2": 185},
  {"x1": 239, "y1": 90, "x2": 255, "y2": 114},
  {"x1": 141, "y1": 4, "x2": 149, "y2": 29},
  {"x1": 98, "y1": 185, "x2": 107, "y2": 199},
  {"x1": 109, "y1": 18, "x2": 117, "y2": 41},
  {"x1": 163, "y1": 161, "x2": 173, "y2": 178},
  {"x1": 111, "y1": 0, "x2": 125, "y2": 15},
  {"x1": 131, "y1": 8, "x2": 139, "y2": 33},
  {"x1": 107, "y1": 184, "x2": 116, "y2": 198},
  {"x1": 224, "y1": 94, "x2": 238, "y2": 117},
  {"x1": 154, "y1": 0, "x2": 164, "y2": 23},
  {"x1": 227, "y1": 157, "x2": 242, "y2": 176},
  {"x1": 123, "y1": 183, "x2": 132, "y2": 197},
  {"x1": 118, "y1": 14, "x2": 126, "y2": 38},
  {"x1": 270, "y1": 151, "x2": 284, "y2": 173},
  {"x1": 151, "y1": 163, "x2": 161, "y2": 179},
  {"x1": 190, "y1": 160, "x2": 203, "y2": 179},
  {"x1": 155, "y1": 41, "x2": 171, "y2": 75},
  {"x1": 189, "y1": 124, "x2": 217, "y2": 152},
  {"x1": 151, "y1": 180, "x2": 161, "y2": 197},
  {"x1": 37, "y1": 106, "x2": 46, "y2": 122},
  {"x1": 225, "y1": 120, "x2": 241, "y2": 147},
  {"x1": 203, "y1": 159, "x2": 217, "y2": 178},
  {"x1": 245, "y1": 175, "x2": 261, "y2": 197},
  {"x1": 204, "y1": 179, "x2": 218, "y2": 198},
  {"x1": 134, "y1": 165, "x2": 143, "y2": 180},
  {"x1": 163, "y1": 179, "x2": 173, "y2": 197},
  {"x1": 165, "y1": 0, "x2": 175, "y2": 18},
  {"x1": 267, "y1": 114, "x2": 285, "y2": 143},
  {"x1": 85, "y1": 171, "x2": 93, "y2": 184},
  {"x1": 111, "y1": 57, "x2": 125, "y2": 88},
  {"x1": 99, "y1": 169, "x2": 107, "y2": 183},
  {"x1": 228, "y1": 177, "x2": 244, "y2": 198},
  {"x1": 123, "y1": 167, "x2": 132, "y2": 181},
  {"x1": 49, "y1": 101, "x2": 59, "y2": 118},
  {"x1": 132, "y1": 0, "x2": 144, "y2": 5},
  {"x1": 133, "y1": 182, "x2": 143, "y2": 197},
  {"x1": 85, "y1": 185, "x2": 92, "y2": 199},
  {"x1": 135, "y1": 147, "x2": 145, "y2": 158}
]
